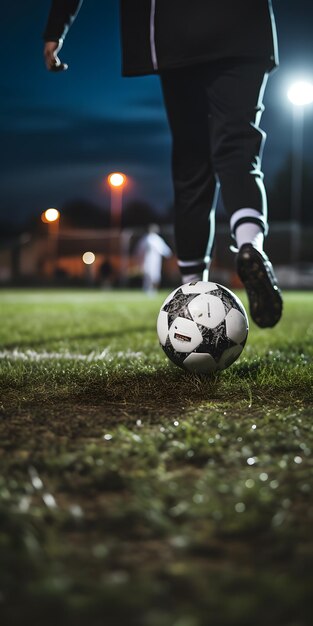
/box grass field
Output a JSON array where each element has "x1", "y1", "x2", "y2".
[{"x1": 0, "y1": 288, "x2": 313, "y2": 626}]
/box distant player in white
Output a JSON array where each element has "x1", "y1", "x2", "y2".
[{"x1": 136, "y1": 226, "x2": 172, "y2": 294}]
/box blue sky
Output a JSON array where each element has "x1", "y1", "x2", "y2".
[{"x1": 1, "y1": 1, "x2": 313, "y2": 225}]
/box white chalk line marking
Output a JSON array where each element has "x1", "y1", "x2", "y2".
[{"x1": 0, "y1": 348, "x2": 143, "y2": 362}]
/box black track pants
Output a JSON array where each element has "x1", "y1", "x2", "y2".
[{"x1": 160, "y1": 59, "x2": 271, "y2": 267}]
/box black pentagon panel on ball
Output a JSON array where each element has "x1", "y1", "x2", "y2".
[
  {"x1": 195, "y1": 321, "x2": 237, "y2": 361},
  {"x1": 162, "y1": 289, "x2": 199, "y2": 328}
]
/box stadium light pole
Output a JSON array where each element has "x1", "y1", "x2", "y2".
[
  {"x1": 107, "y1": 172, "x2": 127, "y2": 229},
  {"x1": 41, "y1": 208, "x2": 61, "y2": 275},
  {"x1": 287, "y1": 80, "x2": 313, "y2": 265}
]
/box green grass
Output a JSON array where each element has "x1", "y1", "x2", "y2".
[{"x1": 0, "y1": 288, "x2": 313, "y2": 626}]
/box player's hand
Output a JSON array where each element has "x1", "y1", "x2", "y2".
[{"x1": 44, "y1": 40, "x2": 68, "y2": 72}]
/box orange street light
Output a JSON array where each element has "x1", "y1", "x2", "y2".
[
  {"x1": 41, "y1": 208, "x2": 60, "y2": 223},
  {"x1": 41, "y1": 208, "x2": 61, "y2": 275},
  {"x1": 107, "y1": 172, "x2": 127, "y2": 228},
  {"x1": 108, "y1": 172, "x2": 126, "y2": 188}
]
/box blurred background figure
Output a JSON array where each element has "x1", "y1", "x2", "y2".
[
  {"x1": 136, "y1": 225, "x2": 172, "y2": 294},
  {"x1": 98, "y1": 257, "x2": 114, "y2": 289}
]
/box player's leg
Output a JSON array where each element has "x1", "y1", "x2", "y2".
[
  {"x1": 207, "y1": 59, "x2": 282, "y2": 327},
  {"x1": 160, "y1": 65, "x2": 217, "y2": 284}
]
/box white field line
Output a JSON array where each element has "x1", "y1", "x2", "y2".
[
  {"x1": 0, "y1": 293, "x2": 149, "y2": 304},
  {"x1": 0, "y1": 348, "x2": 143, "y2": 362}
]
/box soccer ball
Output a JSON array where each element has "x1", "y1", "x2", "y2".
[{"x1": 157, "y1": 281, "x2": 249, "y2": 374}]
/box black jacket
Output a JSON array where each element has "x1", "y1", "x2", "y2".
[{"x1": 44, "y1": 0, "x2": 279, "y2": 77}]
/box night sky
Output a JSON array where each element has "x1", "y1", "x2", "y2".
[{"x1": 1, "y1": 1, "x2": 313, "y2": 226}]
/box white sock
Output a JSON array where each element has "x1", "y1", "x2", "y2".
[
  {"x1": 181, "y1": 273, "x2": 202, "y2": 284},
  {"x1": 235, "y1": 223, "x2": 264, "y2": 253}
]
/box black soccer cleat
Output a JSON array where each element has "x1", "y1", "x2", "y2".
[{"x1": 236, "y1": 244, "x2": 283, "y2": 328}]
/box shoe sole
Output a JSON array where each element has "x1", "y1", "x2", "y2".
[{"x1": 237, "y1": 248, "x2": 283, "y2": 328}]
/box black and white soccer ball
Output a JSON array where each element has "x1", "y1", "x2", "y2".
[{"x1": 157, "y1": 281, "x2": 249, "y2": 374}]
